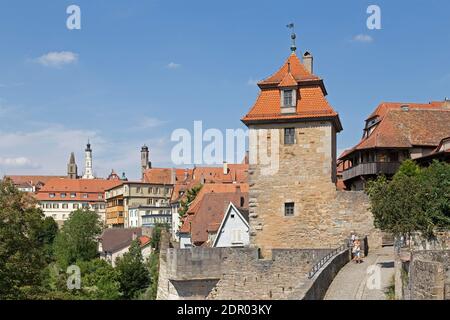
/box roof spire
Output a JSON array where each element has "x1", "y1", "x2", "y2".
[{"x1": 286, "y1": 23, "x2": 296, "y2": 53}]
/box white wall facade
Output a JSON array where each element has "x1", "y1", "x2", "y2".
[
  {"x1": 213, "y1": 204, "x2": 249, "y2": 248},
  {"x1": 39, "y1": 201, "x2": 106, "y2": 225}
]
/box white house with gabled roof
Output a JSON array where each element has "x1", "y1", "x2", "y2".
[{"x1": 212, "y1": 202, "x2": 250, "y2": 248}]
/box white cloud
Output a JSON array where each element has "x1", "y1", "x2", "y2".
[
  {"x1": 35, "y1": 51, "x2": 79, "y2": 67},
  {"x1": 167, "y1": 62, "x2": 181, "y2": 69},
  {"x1": 0, "y1": 157, "x2": 39, "y2": 169},
  {"x1": 0, "y1": 124, "x2": 173, "y2": 180},
  {"x1": 134, "y1": 116, "x2": 167, "y2": 130},
  {"x1": 352, "y1": 34, "x2": 374, "y2": 43}
]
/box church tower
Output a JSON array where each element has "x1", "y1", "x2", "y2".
[
  {"x1": 67, "y1": 152, "x2": 78, "y2": 179},
  {"x1": 242, "y1": 29, "x2": 343, "y2": 255},
  {"x1": 82, "y1": 141, "x2": 95, "y2": 179},
  {"x1": 141, "y1": 145, "x2": 151, "y2": 178}
]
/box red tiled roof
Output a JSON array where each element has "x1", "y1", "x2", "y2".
[
  {"x1": 142, "y1": 168, "x2": 185, "y2": 185},
  {"x1": 366, "y1": 101, "x2": 445, "y2": 120},
  {"x1": 242, "y1": 52, "x2": 341, "y2": 130},
  {"x1": 340, "y1": 102, "x2": 450, "y2": 159},
  {"x1": 100, "y1": 228, "x2": 144, "y2": 252},
  {"x1": 278, "y1": 72, "x2": 298, "y2": 87},
  {"x1": 170, "y1": 164, "x2": 248, "y2": 203},
  {"x1": 6, "y1": 175, "x2": 64, "y2": 186},
  {"x1": 35, "y1": 178, "x2": 122, "y2": 201},
  {"x1": 258, "y1": 53, "x2": 319, "y2": 85},
  {"x1": 139, "y1": 235, "x2": 151, "y2": 247},
  {"x1": 186, "y1": 183, "x2": 248, "y2": 215},
  {"x1": 179, "y1": 183, "x2": 248, "y2": 234},
  {"x1": 182, "y1": 192, "x2": 248, "y2": 246}
]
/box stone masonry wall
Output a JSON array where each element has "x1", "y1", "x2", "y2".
[
  {"x1": 406, "y1": 250, "x2": 450, "y2": 300},
  {"x1": 157, "y1": 246, "x2": 333, "y2": 300},
  {"x1": 248, "y1": 121, "x2": 381, "y2": 256}
]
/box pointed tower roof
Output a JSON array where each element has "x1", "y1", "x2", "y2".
[
  {"x1": 242, "y1": 52, "x2": 342, "y2": 131},
  {"x1": 69, "y1": 152, "x2": 76, "y2": 164},
  {"x1": 258, "y1": 53, "x2": 319, "y2": 87}
]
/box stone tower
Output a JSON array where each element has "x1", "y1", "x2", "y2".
[
  {"x1": 242, "y1": 47, "x2": 343, "y2": 255},
  {"x1": 67, "y1": 152, "x2": 78, "y2": 179},
  {"x1": 82, "y1": 141, "x2": 94, "y2": 179},
  {"x1": 141, "y1": 145, "x2": 151, "y2": 177}
]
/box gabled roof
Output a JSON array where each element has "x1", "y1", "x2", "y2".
[
  {"x1": 278, "y1": 72, "x2": 298, "y2": 88},
  {"x1": 242, "y1": 52, "x2": 342, "y2": 130},
  {"x1": 6, "y1": 175, "x2": 64, "y2": 186},
  {"x1": 340, "y1": 101, "x2": 450, "y2": 159},
  {"x1": 212, "y1": 202, "x2": 250, "y2": 247},
  {"x1": 179, "y1": 191, "x2": 248, "y2": 246},
  {"x1": 100, "y1": 228, "x2": 143, "y2": 253},
  {"x1": 142, "y1": 168, "x2": 186, "y2": 185},
  {"x1": 35, "y1": 178, "x2": 122, "y2": 201},
  {"x1": 170, "y1": 164, "x2": 248, "y2": 204},
  {"x1": 184, "y1": 183, "x2": 248, "y2": 216},
  {"x1": 258, "y1": 53, "x2": 319, "y2": 86},
  {"x1": 366, "y1": 101, "x2": 445, "y2": 121}
]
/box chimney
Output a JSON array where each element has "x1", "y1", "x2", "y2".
[
  {"x1": 171, "y1": 168, "x2": 176, "y2": 184},
  {"x1": 444, "y1": 98, "x2": 450, "y2": 109},
  {"x1": 223, "y1": 161, "x2": 228, "y2": 175},
  {"x1": 132, "y1": 231, "x2": 137, "y2": 241},
  {"x1": 303, "y1": 51, "x2": 313, "y2": 74}
]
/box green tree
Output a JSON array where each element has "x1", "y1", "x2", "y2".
[
  {"x1": 418, "y1": 161, "x2": 450, "y2": 231},
  {"x1": 33, "y1": 217, "x2": 59, "y2": 262},
  {"x1": 367, "y1": 160, "x2": 450, "y2": 238},
  {"x1": 150, "y1": 223, "x2": 169, "y2": 250},
  {"x1": 178, "y1": 184, "x2": 202, "y2": 219},
  {"x1": 53, "y1": 209, "x2": 102, "y2": 269},
  {"x1": 0, "y1": 178, "x2": 48, "y2": 299},
  {"x1": 77, "y1": 259, "x2": 121, "y2": 300},
  {"x1": 116, "y1": 240, "x2": 150, "y2": 299}
]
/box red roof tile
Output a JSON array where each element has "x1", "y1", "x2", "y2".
[
  {"x1": 258, "y1": 53, "x2": 319, "y2": 85},
  {"x1": 183, "y1": 192, "x2": 248, "y2": 246},
  {"x1": 6, "y1": 175, "x2": 64, "y2": 186},
  {"x1": 340, "y1": 102, "x2": 450, "y2": 159},
  {"x1": 35, "y1": 178, "x2": 122, "y2": 201},
  {"x1": 242, "y1": 53, "x2": 341, "y2": 130}
]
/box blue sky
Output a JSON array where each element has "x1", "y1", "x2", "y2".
[{"x1": 0, "y1": 0, "x2": 449, "y2": 179}]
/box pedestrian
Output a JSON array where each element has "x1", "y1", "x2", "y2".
[{"x1": 352, "y1": 237, "x2": 362, "y2": 263}]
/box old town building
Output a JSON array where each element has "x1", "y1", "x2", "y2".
[
  {"x1": 170, "y1": 162, "x2": 248, "y2": 241},
  {"x1": 105, "y1": 180, "x2": 173, "y2": 228},
  {"x1": 5, "y1": 175, "x2": 63, "y2": 192},
  {"x1": 339, "y1": 101, "x2": 450, "y2": 190},
  {"x1": 35, "y1": 178, "x2": 122, "y2": 226}
]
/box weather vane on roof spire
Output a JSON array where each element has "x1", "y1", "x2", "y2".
[{"x1": 286, "y1": 23, "x2": 297, "y2": 53}]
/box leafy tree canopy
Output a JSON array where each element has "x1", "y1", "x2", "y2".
[
  {"x1": 115, "y1": 240, "x2": 150, "y2": 299},
  {"x1": 367, "y1": 160, "x2": 450, "y2": 238},
  {"x1": 53, "y1": 209, "x2": 102, "y2": 269},
  {"x1": 0, "y1": 178, "x2": 49, "y2": 299}
]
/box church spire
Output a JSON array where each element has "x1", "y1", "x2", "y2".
[
  {"x1": 67, "y1": 152, "x2": 78, "y2": 179},
  {"x1": 82, "y1": 141, "x2": 94, "y2": 179}
]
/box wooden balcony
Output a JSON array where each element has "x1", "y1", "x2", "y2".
[
  {"x1": 106, "y1": 205, "x2": 124, "y2": 214},
  {"x1": 342, "y1": 162, "x2": 401, "y2": 181},
  {"x1": 106, "y1": 216, "x2": 125, "y2": 225}
]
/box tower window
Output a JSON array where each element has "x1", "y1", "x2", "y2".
[
  {"x1": 284, "y1": 202, "x2": 294, "y2": 216},
  {"x1": 284, "y1": 128, "x2": 295, "y2": 145},
  {"x1": 283, "y1": 90, "x2": 293, "y2": 107}
]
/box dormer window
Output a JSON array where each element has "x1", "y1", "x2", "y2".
[
  {"x1": 280, "y1": 89, "x2": 297, "y2": 114},
  {"x1": 283, "y1": 90, "x2": 293, "y2": 106}
]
